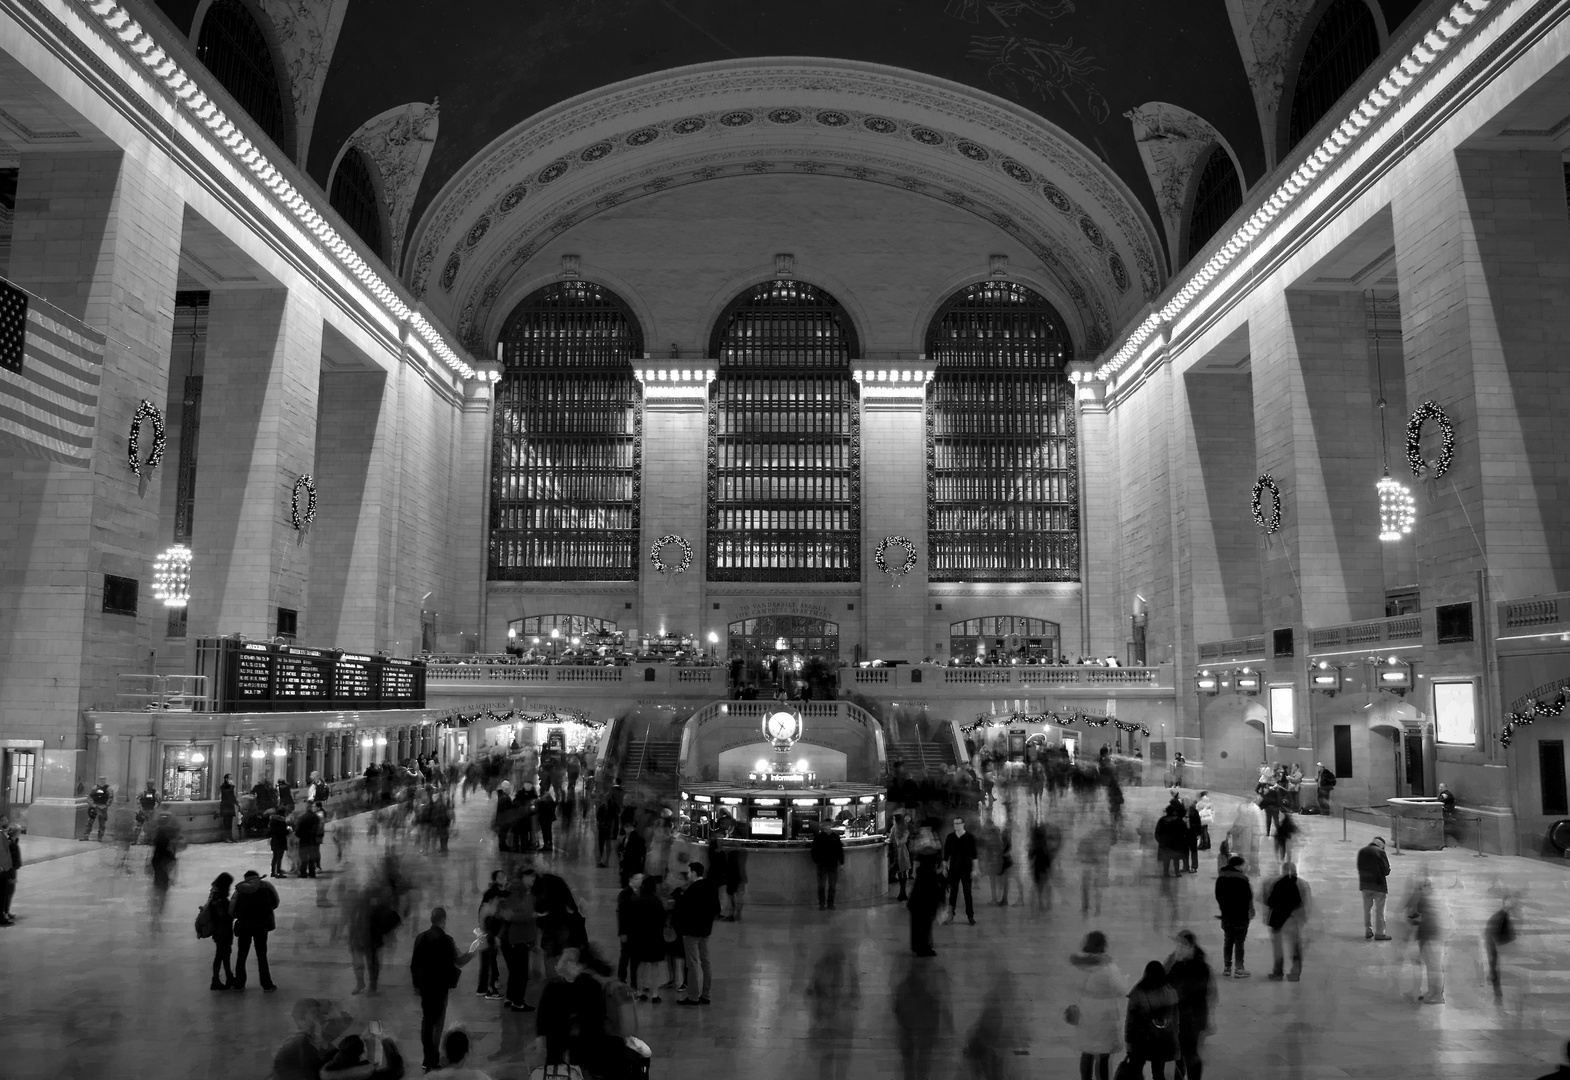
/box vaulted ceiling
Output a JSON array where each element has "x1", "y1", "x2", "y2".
[{"x1": 147, "y1": 0, "x2": 1428, "y2": 351}]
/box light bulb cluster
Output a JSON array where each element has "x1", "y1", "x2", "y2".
[
  {"x1": 152, "y1": 544, "x2": 192, "y2": 607},
  {"x1": 1378, "y1": 475, "x2": 1416, "y2": 542}
]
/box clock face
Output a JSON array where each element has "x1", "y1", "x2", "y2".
[{"x1": 765, "y1": 711, "x2": 797, "y2": 741}]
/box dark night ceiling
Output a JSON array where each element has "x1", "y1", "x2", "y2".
[{"x1": 153, "y1": 0, "x2": 1425, "y2": 270}]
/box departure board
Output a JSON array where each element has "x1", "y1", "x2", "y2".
[
  {"x1": 200, "y1": 639, "x2": 426, "y2": 712},
  {"x1": 275, "y1": 647, "x2": 332, "y2": 702},
  {"x1": 334, "y1": 653, "x2": 375, "y2": 699}
]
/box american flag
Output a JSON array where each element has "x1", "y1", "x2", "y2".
[{"x1": 0, "y1": 277, "x2": 106, "y2": 468}]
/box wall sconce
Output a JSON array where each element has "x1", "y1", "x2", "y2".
[
  {"x1": 360, "y1": 736, "x2": 373, "y2": 749},
  {"x1": 376, "y1": 734, "x2": 388, "y2": 746},
  {"x1": 1194, "y1": 669, "x2": 1219, "y2": 696},
  {"x1": 1369, "y1": 655, "x2": 1414, "y2": 696},
  {"x1": 1234, "y1": 667, "x2": 1261, "y2": 695},
  {"x1": 272, "y1": 744, "x2": 286, "y2": 757},
  {"x1": 1309, "y1": 660, "x2": 1343, "y2": 696}
]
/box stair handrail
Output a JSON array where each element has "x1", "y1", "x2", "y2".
[{"x1": 635, "y1": 723, "x2": 651, "y2": 780}]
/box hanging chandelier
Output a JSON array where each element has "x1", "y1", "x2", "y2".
[
  {"x1": 1378, "y1": 474, "x2": 1415, "y2": 542},
  {"x1": 151, "y1": 544, "x2": 192, "y2": 607}
]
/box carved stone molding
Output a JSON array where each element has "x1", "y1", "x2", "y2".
[
  {"x1": 253, "y1": 0, "x2": 350, "y2": 165},
  {"x1": 1223, "y1": 0, "x2": 1315, "y2": 167},
  {"x1": 1125, "y1": 103, "x2": 1236, "y2": 271},
  {"x1": 405, "y1": 61, "x2": 1166, "y2": 351},
  {"x1": 341, "y1": 99, "x2": 440, "y2": 268}
]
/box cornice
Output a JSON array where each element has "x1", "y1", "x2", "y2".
[
  {"x1": 1095, "y1": 0, "x2": 1506, "y2": 389},
  {"x1": 41, "y1": 0, "x2": 477, "y2": 383}
]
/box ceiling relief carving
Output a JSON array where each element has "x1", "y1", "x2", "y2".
[
  {"x1": 1224, "y1": 0, "x2": 1316, "y2": 167},
  {"x1": 406, "y1": 63, "x2": 1164, "y2": 357},
  {"x1": 253, "y1": 0, "x2": 349, "y2": 165},
  {"x1": 943, "y1": 0, "x2": 1110, "y2": 124},
  {"x1": 341, "y1": 100, "x2": 440, "y2": 270},
  {"x1": 1125, "y1": 103, "x2": 1236, "y2": 273}
]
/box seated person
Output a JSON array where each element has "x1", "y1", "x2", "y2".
[
  {"x1": 425, "y1": 1030, "x2": 493, "y2": 1080},
  {"x1": 317, "y1": 1026, "x2": 404, "y2": 1080}
]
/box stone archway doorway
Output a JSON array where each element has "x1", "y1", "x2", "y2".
[{"x1": 727, "y1": 615, "x2": 840, "y2": 698}]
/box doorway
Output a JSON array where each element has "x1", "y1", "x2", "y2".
[
  {"x1": 1, "y1": 748, "x2": 37, "y2": 822},
  {"x1": 1403, "y1": 732, "x2": 1425, "y2": 796},
  {"x1": 727, "y1": 615, "x2": 840, "y2": 695}
]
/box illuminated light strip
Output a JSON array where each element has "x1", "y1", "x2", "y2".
[
  {"x1": 1093, "y1": 0, "x2": 1492, "y2": 384},
  {"x1": 74, "y1": 1, "x2": 476, "y2": 380}
]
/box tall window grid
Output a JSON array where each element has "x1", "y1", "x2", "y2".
[
  {"x1": 1186, "y1": 147, "x2": 1243, "y2": 263},
  {"x1": 708, "y1": 280, "x2": 860, "y2": 582},
  {"x1": 196, "y1": 0, "x2": 289, "y2": 153},
  {"x1": 489, "y1": 282, "x2": 643, "y2": 580},
  {"x1": 329, "y1": 148, "x2": 385, "y2": 260},
  {"x1": 926, "y1": 282, "x2": 1079, "y2": 582},
  {"x1": 1286, "y1": 0, "x2": 1380, "y2": 153}
]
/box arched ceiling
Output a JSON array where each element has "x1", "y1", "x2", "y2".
[
  {"x1": 407, "y1": 62, "x2": 1168, "y2": 354},
  {"x1": 147, "y1": 0, "x2": 1431, "y2": 348}
]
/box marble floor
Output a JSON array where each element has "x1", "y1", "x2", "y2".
[{"x1": 1, "y1": 785, "x2": 1567, "y2": 1080}]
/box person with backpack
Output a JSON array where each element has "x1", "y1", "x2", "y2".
[
  {"x1": 202, "y1": 872, "x2": 235, "y2": 990},
  {"x1": 1123, "y1": 960, "x2": 1180, "y2": 1078},
  {"x1": 83, "y1": 777, "x2": 114, "y2": 842},
  {"x1": 1315, "y1": 762, "x2": 1337, "y2": 814},
  {"x1": 135, "y1": 780, "x2": 158, "y2": 844}
]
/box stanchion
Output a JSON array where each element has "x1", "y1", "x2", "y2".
[
  {"x1": 1341, "y1": 807, "x2": 1348, "y2": 843},
  {"x1": 1470, "y1": 812, "x2": 1488, "y2": 858}
]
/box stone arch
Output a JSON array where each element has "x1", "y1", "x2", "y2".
[
  {"x1": 694, "y1": 262, "x2": 872, "y2": 364},
  {"x1": 908, "y1": 264, "x2": 1089, "y2": 361},
  {"x1": 482, "y1": 266, "x2": 657, "y2": 362},
  {"x1": 405, "y1": 59, "x2": 1165, "y2": 357},
  {"x1": 1276, "y1": 0, "x2": 1386, "y2": 161},
  {"x1": 192, "y1": 0, "x2": 296, "y2": 159}
]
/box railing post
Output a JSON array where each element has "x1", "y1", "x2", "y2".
[
  {"x1": 1390, "y1": 813, "x2": 1403, "y2": 855},
  {"x1": 1472, "y1": 812, "x2": 1487, "y2": 858},
  {"x1": 1341, "y1": 806, "x2": 1348, "y2": 843}
]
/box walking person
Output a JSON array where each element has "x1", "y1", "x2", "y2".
[
  {"x1": 1357, "y1": 836, "x2": 1392, "y2": 941},
  {"x1": 1264, "y1": 861, "x2": 1309, "y2": 982},
  {"x1": 536, "y1": 788, "x2": 557, "y2": 853},
  {"x1": 218, "y1": 774, "x2": 238, "y2": 842},
  {"x1": 475, "y1": 871, "x2": 507, "y2": 1000},
  {"x1": 617, "y1": 818, "x2": 646, "y2": 888},
  {"x1": 942, "y1": 816, "x2": 978, "y2": 925},
  {"x1": 0, "y1": 820, "x2": 19, "y2": 925},
  {"x1": 1184, "y1": 798, "x2": 1203, "y2": 873},
  {"x1": 595, "y1": 797, "x2": 617, "y2": 868},
  {"x1": 1154, "y1": 802, "x2": 1188, "y2": 879},
  {"x1": 1403, "y1": 872, "x2": 1446, "y2": 1004},
  {"x1": 811, "y1": 824, "x2": 845, "y2": 910},
  {"x1": 630, "y1": 874, "x2": 668, "y2": 1002},
  {"x1": 135, "y1": 780, "x2": 158, "y2": 844},
  {"x1": 1079, "y1": 824, "x2": 1112, "y2": 918},
  {"x1": 1028, "y1": 820, "x2": 1060, "y2": 913},
  {"x1": 231, "y1": 869, "x2": 280, "y2": 992},
  {"x1": 83, "y1": 777, "x2": 113, "y2": 841},
  {"x1": 616, "y1": 870, "x2": 642, "y2": 987},
  {"x1": 268, "y1": 807, "x2": 291, "y2": 878},
  {"x1": 499, "y1": 864, "x2": 538, "y2": 1011},
  {"x1": 1273, "y1": 808, "x2": 1299, "y2": 865},
  {"x1": 294, "y1": 803, "x2": 323, "y2": 879},
  {"x1": 1123, "y1": 961, "x2": 1181, "y2": 1079},
  {"x1": 206, "y1": 873, "x2": 236, "y2": 990},
  {"x1": 985, "y1": 819, "x2": 1016, "y2": 907},
  {"x1": 890, "y1": 813, "x2": 912, "y2": 902},
  {"x1": 1164, "y1": 930, "x2": 1215, "y2": 1080},
  {"x1": 908, "y1": 820, "x2": 944, "y2": 956},
  {"x1": 148, "y1": 812, "x2": 183, "y2": 933},
  {"x1": 674, "y1": 861, "x2": 720, "y2": 1005},
  {"x1": 1194, "y1": 792, "x2": 1214, "y2": 855},
  {"x1": 410, "y1": 907, "x2": 475, "y2": 1072},
  {"x1": 1214, "y1": 855, "x2": 1253, "y2": 978},
  {"x1": 1067, "y1": 931, "x2": 1124, "y2": 1080},
  {"x1": 1259, "y1": 780, "x2": 1282, "y2": 839}
]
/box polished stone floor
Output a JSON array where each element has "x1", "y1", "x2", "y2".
[{"x1": 1, "y1": 785, "x2": 1567, "y2": 1079}]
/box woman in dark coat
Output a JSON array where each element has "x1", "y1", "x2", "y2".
[
  {"x1": 1164, "y1": 930, "x2": 1215, "y2": 1080},
  {"x1": 906, "y1": 820, "x2": 945, "y2": 957},
  {"x1": 267, "y1": 808, "x2": 291, "y2": 877},
  {"x1": 1124, "y1": 960, "x2": 1180, "y2": 1078},
  {"x1": 207, "y1": 872, "x2": 235, "y2": 989},
  {"x1": 629, "y1": 875, "x2": 669, "y2": 1001}
]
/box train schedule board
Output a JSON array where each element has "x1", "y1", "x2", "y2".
[{"x1": 197, "y1": 639, "x2": 427, "y2": 712}]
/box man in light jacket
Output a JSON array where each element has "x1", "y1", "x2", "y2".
[{"x1": 1356, "y1": 836, "x2": 1392, "y2": 940}]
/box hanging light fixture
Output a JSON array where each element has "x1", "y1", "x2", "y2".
[
  {"x1": 152, "y1": 544, "x2": 193, "y2": 606},
  {"x1": 1369, "y1": 292, "x2": 1414, "y2": 543}
]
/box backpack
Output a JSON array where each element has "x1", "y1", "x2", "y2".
[{"x1": 195, "y1": 901, "x2": 213, "y2": 939}]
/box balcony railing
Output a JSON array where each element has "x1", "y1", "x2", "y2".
[
  {"x1": 114, "y1": 674, "x2": 209, "y2": 712},
  {"x1": 1306, "y1": 615, "x2": 1422, "y2": 652},
  {"x1": 1197, "y1": 636, "x2": 1267, "y2": 662}
]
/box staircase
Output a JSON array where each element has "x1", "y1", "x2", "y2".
[
  {"x1": 616, "y1": 725, "x2": 683, "y2": 807},
  {"x1": 893, "y1": 738, "x2": 957, "y2": 776}
]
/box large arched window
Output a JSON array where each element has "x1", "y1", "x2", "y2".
[
  {"x1": 708, "y1": 280, "x2": 860, "y2": 582},
  {"x1": 950, "y1": 616, "x2": 1061, "y2": 661},
  {"x1": 1286, "y1": 0, "x2": 1380, "y2": 153},
  {"x1": 329, "y1": 148, "x2": 385, "y2": 259},
  {"x1": 926, "y1": 282, "x2": 1078, "y2": 582},
  {"x1": 489, "y1": 282, "x2": 644, "y2": 580},
  {"x1": 196, "y1": 0, "x2": 290, "y2": 153},
  {"x1": 1186, "y1": 147, "x2": 1242, "y2": 262}
]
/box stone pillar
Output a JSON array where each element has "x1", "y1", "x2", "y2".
[
  {"x1": 307, "y1": 367, "x2": 389, "y2": 649},
  {"x1": 859, "y1": 378, "x2": 928, "y2": 658},
  {"x1": 1, "y1": 151, "x2": 184, "y2": 836},
  {"x1": 452, "y1": 381, "x2": 492, "y2": 649},
  {"x1": 1183, "y1": 370, "x2": 1261, "y2": 644},
  {"x1": 638, "y1": 379, "x2": 707, "y2": 641},
  {"x1": 189, "y1": 289, "x2": 323, "y2": 640},
  {"x1": 1073, "y1": 365, "x2": 1117, "y2": 657}
]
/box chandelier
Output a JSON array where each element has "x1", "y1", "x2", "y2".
[
  {"x1": 1378, "y1": 474, "x2": 1415, "y2": 541},
  {"x1": 151, "y1": 544, "x2": 192, "y2": 607}
]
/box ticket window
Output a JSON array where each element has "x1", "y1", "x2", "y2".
[
  {"x1": 748, "y1": 808, "x2": 785, "y2": 838},
  {"x1": 161, "y1": 743, "x2": 215, "y2": 801},
  {"x1": 792, "y1": 805, "x2": 825, "y2": 839}
]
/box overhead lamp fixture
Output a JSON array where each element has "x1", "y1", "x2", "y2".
[
  {"x1": 250, "y1": 744, "x2": 264, "y2": 760},
  {"x1": 1370, "y1": 294, "x2": 1415, "y2": 543},
  {"x1": 1369, "y1": 655, "x2": 1414, "y2": 696},
  {"x1": 272, "y1": 744, "x2": 286, "y2": 757},
  {"x1": 1195, "y1": 669, "x2": 1219, "y2": 696}
]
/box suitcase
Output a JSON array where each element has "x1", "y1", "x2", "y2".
[
  {"x1": 529, "y1": 1066, "x2": 583, "y2": 1080},
  {"x1": 613, "y1": 1036, "x2": 652, "y2": 1080}
]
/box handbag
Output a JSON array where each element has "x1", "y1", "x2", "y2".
[{"x1": 1113, "y1": 1057, "x2": 1141, "y2": 1080}]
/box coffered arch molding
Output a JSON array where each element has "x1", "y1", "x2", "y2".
[
  {"x1": 407, "y1": 59, "x2": 1166, "y2": 357},
  {"x1": 907, "y1": 266, "x2": 1089, "y2": 362},
  {"x1": 483, "y1": 267, "x2": 660, "y2": 364}
]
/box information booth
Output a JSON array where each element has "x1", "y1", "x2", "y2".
[{"x1": 671, "y1": 701, "x2": 889, "y2": 906}]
